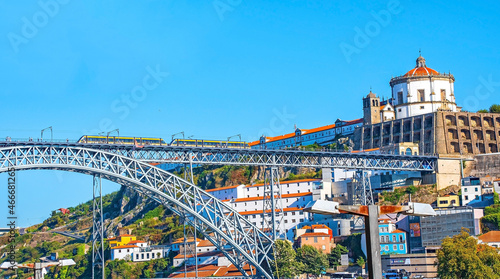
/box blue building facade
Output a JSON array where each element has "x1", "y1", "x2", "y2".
[{"x1": 379, "y1": 221, "x2": 407, "y2": 255}]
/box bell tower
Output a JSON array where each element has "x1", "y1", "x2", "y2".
[{"x1": 363, "y1": 90, "x2": 381, "y2": 125}]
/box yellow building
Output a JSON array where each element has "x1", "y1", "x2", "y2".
[
  {"x1": 437, "y1": 194, "x2": 460, "y2": 208},
  {"x1": 108, "y1": 234, "x2": 137, "y2": 248}
]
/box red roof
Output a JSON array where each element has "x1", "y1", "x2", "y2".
[
  {"x1": 249, "y1": 118, "x2": 362, "y2": 146},
  {"x1": 404, "y1": 66, "x2": 439, "y2": 77},
  {"x1": 299, "y1": 232, "x2": 330, "y2": 238},
  {"x1": 478, "y1": 231, "x2": 500, "y2": 243},
  {"x1": 127, "y1": 240, "x2": 146, "y2": 244},
  {"x1": 111, "y1": 244, "x2": 138, "y2": 249},
  {"x1": 246, "y1": 178, "x2": 320, "y2": 188},
  {"x1": 197, "y1": 239, "x2": 216, "y2": 247},
  {"x1": 392, "y1": 229, "x2": 406, "y2": 234},
  {"x1": 205, "y1": 184, "x2": 242, "y2": 192}
]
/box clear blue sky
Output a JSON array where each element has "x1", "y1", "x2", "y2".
[{"x1": 1, "y1": 0, "x2": 500, "y2": 227}]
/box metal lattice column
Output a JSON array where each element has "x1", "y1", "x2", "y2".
[
  {"x1": 92, "y1": 175, "x2": 105, "y2": 279},
  {"x1": 262, "y1": 166, "x2": 284, "y2": 240},
  {"x1": 353, "y1": 170, "x2": 374, "y2": 205}
]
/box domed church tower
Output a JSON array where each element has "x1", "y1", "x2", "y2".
[{"x1": 389, "y1": 54, "x2": 458, "y2": 119}]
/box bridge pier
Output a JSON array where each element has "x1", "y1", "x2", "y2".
[
  {"x1": 262, "y1": 166, "x2": 284, "y2": 240},
  {"x1": 92, "y1": 175, "x2": 105, "y2": 279}
]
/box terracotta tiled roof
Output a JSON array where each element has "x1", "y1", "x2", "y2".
[
  {"x1": 127, "y1": 240, "x2": 146, "y2": 244},
  {"x1": 173, "y1": 250, "x2": 224, "y2": 259},
  {"x1": 111, "y1": 245, "x2": 138, "y2": 249},
  {"x1": 299, "y1": 232, "x2": 330, "y2": 237},
  {"x1": 205, "y1": 184, "x2": 242, "y2": 192},
  {"x1": 478, "y1": 231, "x2": 500, "y2": 243},
  {"x1": 197, "y1": 239, "x2": 215, "y2": 247},
  {"x1": 352, "y1": 148, "x2": 380, "y2": 153},
  {"x1": 246, "y1": 178, "x2": 320, "y2": 188},
  {"x1": 249, "y1": 118, "x2": 362, "y2": 146},
  {"x1": 169, "y1": 271, "x2": 216, "y2": 278},
  {"x1": 404, "y1": 67, "x2": 439, "y2": 77},
  {"x1": 172, "y1": 237, "x2": 202, "y2": 244},
  {"x1": 311, "y1": 224, "x2": 330, "y2": 229},
  {"x1": 392, "y1": 229, "x2": 407, "y2": 234}
]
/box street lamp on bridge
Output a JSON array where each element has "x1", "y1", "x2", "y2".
[
  {"x1": 305, "y1": 200, "x2": 436, "y2": 279},
  {"x1": 41, "y1": 126, "x2": 52, "y2": 142}
]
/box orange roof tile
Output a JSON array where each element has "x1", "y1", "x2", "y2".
[
  {"x1": 172, "y1": 237, "x2": 202, "y2": 244},
  {"x1": 246, "y1": 178, "x2": 320, "y2": 188},
  {"x1": 169, "y1": 271, "x2": 216, "y2": 278},
  {"x1": 352, "y1": 148, "x2": 380, "y2": 153},
  {"x1": 127, "y1": 240, "x2": 146, "y2": 244},
  {"x1": 299, "y1": 232, "x2": 330, "y2": 237},
  {"x1": 478, "y1": 231, "x2": 500, "y2": 243},
  {"x1": 311, "y1": 224, "x2": 331, "y2": 229},
  {"x1": 111, "y1": 245, "x2": 138, "y2": 249},
  {"x1": 404, "y1": 66, "x2": 439, "y2": 77},
  {"x1": 205, "y1": 184, "x2": 242, "y2": 192},
  {"x1": 392, "y1": 229, "x2": 406, "y2": 233},
  {"x1": 249, "y1": 118, "x2": 363, "y2": 146},
  {"x1": 197, "y1": 239, "x2": 215, "y2": 247}
]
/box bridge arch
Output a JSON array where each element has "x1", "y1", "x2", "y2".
[{"x1": 0, "y1": 145, "x2": 273, "y2": 278}]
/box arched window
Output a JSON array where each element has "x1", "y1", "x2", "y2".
[{"x1": 405, "y1": 148, "x2": 412, "y2": 155}]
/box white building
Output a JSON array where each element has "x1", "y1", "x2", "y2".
[
  {"x1": 111, "y1": 240, "x2": 170, "y2": 262},
  {"x1": 461, "y1": 176, "x2": 482, "y2": 206},
  {"x1": 206, "y1": 178, "x2": 352, "y2": 241},
  {"x1": 249, "y1": 118, "x2": 363, "y2": 150},
  {"x1": 389, "y1": 55, "x2": 459, "y2": 119}
]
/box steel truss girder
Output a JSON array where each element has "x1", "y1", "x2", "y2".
[
  {"x1": 0, "y1": 145, "x2": 274, "y2": 279},
  {"x1": 0, "y1": 142, "x2": 437, "y2": 171},
  {"x1": 92, "y1": 175, "x2": 105, "y2": 279}
]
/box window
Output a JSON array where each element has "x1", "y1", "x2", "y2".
[
  {"x1": 399, "y1": 235, "x2": 403, "y2": 242},
  {"x1": 465, "y1": 196, "x2": 469, "y2": 200},
  {"x1": 420, "y1": 106, "x2": 425, "y2": 109},
  {"x1": 314, "y1": 237, "x2": 318, "y2": 243},
  {"x1": 119, "y1": 249, "x2": 121, "y2": 253},
  {"x1": 322, "y1": 245, "x2": 326, "y2": 250},
  {"x1": 152, "y1": 253, "x2": 155, "y2": 259},
  {"x1": 476, "y1": 195, "x2": 479, "y2": 199},
  {"x1": 393, "y1": 245, "x2": 397, "y2": 251},
  {"x1": 398, "y1": 108, "x2": 402, "y2": 112},
  {"x1": 399, "y1": 244, "x2": 404, "y2": 251},
  {"x1": 127, "y1": 249, "x2": 130, "y2": 253},
  {"x1": 147, "y1": 253, "x2": 149, "y2": 259},
  {"x1": 292, "y1": 219, "x2": 296, "y2": 222},
  {"x1": 141, "y1": 254, "x2": 144, "y2": 259},
  {"x1": 398, "y1": 91, "x2": 403, "y2": 104},
  {"x1": 392, "y1": 235, "x2": 396, "y2": 242},
  {"x1": 136, "y1": 254, "x2": 139, "y2": 259},
  {"x1": 475, "y1": 187, "x2": 478, "y2": 192},
  {"x1": 417, "y1": 89, "x2": 425, "y2": 102},
  {"x1": 441, "y1": 89, "x2": 446, "y2": 101},
  {"x1": 464, "y1": 188, "x2": 468, "y2": 192}
]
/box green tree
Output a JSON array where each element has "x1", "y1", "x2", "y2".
[
  {"x1": 328, "y1": 244, "x2": 349, "y2": 267},
  {"x1": 272, "y1": 240, "x2": 303, "y2": 278},
  {"x1": 437, "y1": 229, "x2": 500, "y2": 279},
  {"x1": 489, "y1": 104, "x2": 500, "y2": 113},
  {"x1": 356, "y1": 256, "x2": 365, "y2": 267},
  {"x1": 296, "y1": 245, "x2": 328, "y2": 276},
  {"x1": 478, "y1": 109, "x2": 489, "y2": 113}
]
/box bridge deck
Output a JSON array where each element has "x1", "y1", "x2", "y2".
[{"x1": 0, "y1": 141, "x2": 437, "y2": 171}]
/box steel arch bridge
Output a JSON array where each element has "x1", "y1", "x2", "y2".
[{"x1": 0, "y1": 145, "x2": 274, "y2": 278}]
